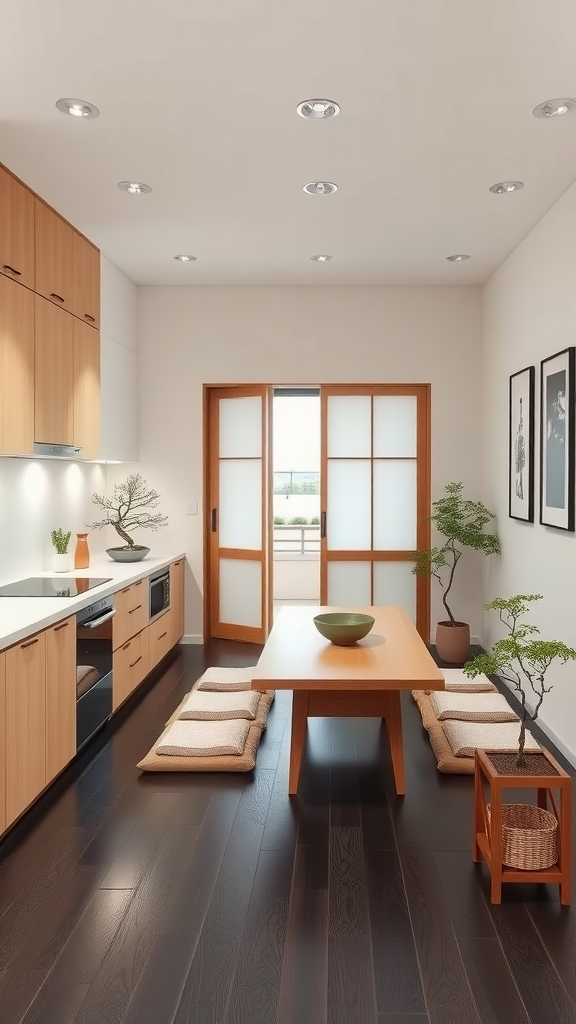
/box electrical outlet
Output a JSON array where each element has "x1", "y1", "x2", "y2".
[{"x1": 185, "y1": 501, "x2": 198, "y2": 516}]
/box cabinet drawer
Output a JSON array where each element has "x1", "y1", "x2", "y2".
[
  {"x1": 149, "y1": 610, "x2": 173, "y2": 669},
  {"x1": 113, "y1": 627, "x2": 150, "y2": 710},
  {"x1": 113, "y1": 579, "x2": 148, "y2": 649}
]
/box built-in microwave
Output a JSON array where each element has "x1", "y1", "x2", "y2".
[{"x1": 149, "y1": 567, "x2": 170, "y2": 621}]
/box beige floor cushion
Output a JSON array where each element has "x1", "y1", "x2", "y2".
[
  {"x1": 441, "y1": 668, "x2": 497, "y2": 693},
  {"x1": 428, "y1": 724, "x2": 475, "y2": 774},
  {"x1": 197, "y1": 666, "x2": 257, "y2": 692},
  {"x1": 137, "y1": 722, "x2": 263, "y2": 772},
  {"x1": 176, "y1": 689, "x2": 261, "y2": 721},
  {"x1": 430, "y1": 690, "x2": 518, "y2": 723},
  {"x1": 157, "y1": 718, "x2": 250, "y2": 757},
  {"x1": 166, "y1": 689, "x2": 274, "y2": 730},
  {"x1": 412, "y1": 690, "x2": 438, "y2": 731},
  {"x1": 443, "y1": 719, "x2": 540, "y2": 758}
]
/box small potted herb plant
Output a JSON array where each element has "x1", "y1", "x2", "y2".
[
  {"x1": 51, "y1": 529, "x2": 72, "y2": 573},
  {"x1": 89, "y1": 473, "x2": 168, "y2": 562}
]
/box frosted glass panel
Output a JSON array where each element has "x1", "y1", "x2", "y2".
[
  {"x1": 328, "y1": 562, "x2": 371, "y2": 605},
  {"x1": 374, "y1": 396, "x2": 417, "y2": 457},
  {"x1": 327, "y1": 460, "x2": 371, "y2": 549},
  {"x1": 327, "y1": 396, "x2": 371, "y2": 457},
  {"x1": 374, "y1": 461, "x2": 417, "y2": 549},
  {"x1": 219, "y1": 459, "x2": 262, "y2": 548},
  {"x1": 374, "y1": 562, "x2": 417, "y2": 622},
  {"x1": 220, "y1": 559, "x2": 262, "y2": 627},
  {"x1": 219, "y1": 396, "x2": 262, "y2": 458}
]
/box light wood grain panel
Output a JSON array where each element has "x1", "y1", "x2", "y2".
[
  {"x1": 0, "y1": 651, "x2": 5, "y2": 834},
  {"x1": 34, "y1": 294, "x2": 74, "y2": 444},
  {"x1": 73, "y1": 319, "x2": 100, "y2": 459},
  {"x1": 34, "y1": 198, "x2": 74, "y2": 311},
  {"x1": 0, "y1": 165, "x2": 35, "y2": 287},
  {"x1": 72, "y1": 232, "x2": 100, "y2": 327},
  {"x1": 149, "y1": 611, "x2": 172, "y2": 668},
  {"x1": 45, "y1": 616, "x2": 76, "y2": 783},
  {"x1": 113, "y1": 579, "x2": 148, "y2": 649},
  {"x1": 0, "y1": 275, "x2": 34, "y2": 454},
  {"x1": 113, "y1": 626, "x2": 150, "y2": 710},
  {"x1": 5, "y1": 630, "x2": 47, "y2": 826},
  {"x1": 251, "y1": 605, "x2": 444, "y2": 690},
  {"x1": 169, "y1": 559, "x2": 185, "y2": 646}
]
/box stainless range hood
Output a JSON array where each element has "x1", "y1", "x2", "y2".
[{"x1": 34, "y1": 442, "x2": 83, "y2": 459}]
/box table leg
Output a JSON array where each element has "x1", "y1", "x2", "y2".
[
  {"x1": 289, "y1": 691, "x2": 310, "y2": 795},
  {"x1": 381, "y1": 691, "x2": 405, "y2": 796}
]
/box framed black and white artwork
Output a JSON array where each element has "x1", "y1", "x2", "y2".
[
  {"x1": 540, "y1": 346, "x2": 575, "y2": 531},
  {"x1": 509, "y1": 365, "x2": 535, "y2": 522}
]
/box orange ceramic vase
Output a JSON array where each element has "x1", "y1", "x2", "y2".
[{"x1": 74, "y1": 533, "x2": 90, "y2": 569}]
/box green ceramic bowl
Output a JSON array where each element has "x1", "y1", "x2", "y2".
[{"x1": 313, "y1": 612, "x2": 375, "y2": 645}]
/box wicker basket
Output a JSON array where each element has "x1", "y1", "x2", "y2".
[{"x1": 486, "y1": 803, "x2": 558, "y2": 870}]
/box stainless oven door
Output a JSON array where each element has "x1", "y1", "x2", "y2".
[{"x1": 76, "y1": 599, "x2": 115, "y2": 749}]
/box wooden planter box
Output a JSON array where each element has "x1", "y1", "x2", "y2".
[{"x1": 473, "y1": 746, "x2": 571, "y2": 904}]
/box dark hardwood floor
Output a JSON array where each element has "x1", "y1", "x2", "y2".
[{"x1": 1, "y1": 640, "x2": 576, "y2": 1024}]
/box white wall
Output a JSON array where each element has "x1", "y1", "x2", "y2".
[
  {"x1": 100, "y1": 257, "x2": 139, "y2": 462},
  {"x1": 482, "y1": 178, "x2": 576, "y2": 761},
  {"x1": 137, "y1": 285, "x2": 483, "y2": 641}
]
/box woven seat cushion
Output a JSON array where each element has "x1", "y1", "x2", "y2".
[
  {"x1": 429, "y1": 690, "x2": 518, "y2": 723},
  {"x1": 157, "y1": 718, "x2": 250, "y2": 756},
  {"x1": 441, "y1": 669, "x2": 496, "y2": 693},
  {"x1": 137, "y1": 722, "x2": 263, "y2": 772},
  {"x1": 166, "y1": 689, "x2": 274, "y2": 730},
  {"x1": 176, "y1": 689, "x2": 261, "y2": 721},
  {"x1": 428, "y1": 725, "x2": 475, "y2": 774},
  {"x1": 443, "y1": 720, "x2": 540, "y2": 758},
  {"x1": 412, "y1": 690, "x2": 438, "y2": 731},
  {"x1": 196, "y1": 666, "x2": 257, "y2": 692}
]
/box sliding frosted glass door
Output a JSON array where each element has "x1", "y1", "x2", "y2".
[
  {"x1": 207, "y1": 386, "x2": 271, "y2": 642},
  {"x1": 320, "y1": 386, "x2": 430, "y2": 638}
]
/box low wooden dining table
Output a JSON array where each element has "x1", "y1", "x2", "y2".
[{"x1": 251, "y1": 605, "x2": 445, "y2": 795}]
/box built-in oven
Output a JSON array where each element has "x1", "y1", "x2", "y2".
[
  {"x1": 149, "y1": 567, "x2": 170, "y2": 621},
  {"x1": 76, "y1": 596, "x2": 115, "y2": 750}
]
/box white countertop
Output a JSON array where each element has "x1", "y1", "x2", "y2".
[{"x1": 0, "y1": 552, "x2": 186, "y2": 650}]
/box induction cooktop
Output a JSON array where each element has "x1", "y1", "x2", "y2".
[{"x1": 0, "y1": 577, "x2": 113, "y2": 598}]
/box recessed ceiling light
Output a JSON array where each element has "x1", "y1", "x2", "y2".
[
  {"x1": 55, "y1": 97, "x2": 99, "y2": 119},
  {"x1": 533, "y1": 98, "x2": 575, "y2": 119},
  {"x1": 173, "y1": 254, "x2": 197, "y2": 262},
  {"x1": 309, "y1": 254, "x2": 334, "y2": 262},
  {"x1": 117, "y1": 181, "x2": 152, "y2": 195},
  {"x1": 297, "y1": 98, "x2": 340, "y2": 119},
  {"x1": 303, "y1": 181, "x2": 338, "y2": 195},
  {"x1": 489, "y1": 181, "x2": 524, "y2": 194},
  {"x1": 446, "y1": 254, "x2": 470, "y2": 262}
]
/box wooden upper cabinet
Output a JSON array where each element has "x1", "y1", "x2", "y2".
[
  {"x1": 73, "y1": 319, "x2": 100, "y2": 459},
  {"x1": 72, "y1": 233, "x2": 100, "y2": 327},
  {"x1": 0, "y1": 167, "x2": 35, "y2": 288},
  {"x1": 45, "y1": 617, "x2": 76, "y2": 782},
  {"x1": 0, "y1": 276, "x2": 34, "y2": 454},
  {"x1": 34, "y1": 294, "x2": 74, "y2": 445},
  {"x1": 34, "y1": 199, "x2": 74, "y2": 313}
]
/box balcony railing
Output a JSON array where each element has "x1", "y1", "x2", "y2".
[{"x1": 273, "y1": 525, "x2": 320, "y2": 555}]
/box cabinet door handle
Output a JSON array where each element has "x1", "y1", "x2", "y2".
[
  {"x1": 3, "y1": 264, "x2": 21, "y2": 276},
  {"x1": 158, "y1": 631, "x2": 167, "y2": 640},
  {"x1": 134, "y1": 580, "x2": 143, "y2": 586},
  {"x1": 21, "y1": 637, "x2": 39, "y2": 649},
  {"x1": 84, "y1": 313, "x2": 96, "y2": 322},
  {"x1": 320, "y1": 511, "x2": 327, "y2": 539},
  {"x1": 54, "y1": 621, "x2": 69, "y2": 632},
  {"x1": 129, "y1": 604, "x2": 142, "y2": 614},
  {"x1": 50, "y1": 292, "x2": 65, "y2": 303},
  {"x1": 129, "y1": 655, "x2": 142, "y2": 668}
]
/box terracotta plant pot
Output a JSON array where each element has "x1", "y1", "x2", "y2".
[{"x1": 435, "y1": 621, "x2": 470, "y2": 664}]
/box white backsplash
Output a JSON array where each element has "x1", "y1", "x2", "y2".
[{"x1": 0, "y1": 458, "x2": 108, "y2": 583}]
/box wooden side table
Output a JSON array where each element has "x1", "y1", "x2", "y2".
[{"x1": 474, "y1": 747, "x2": 571, "y2": 904}]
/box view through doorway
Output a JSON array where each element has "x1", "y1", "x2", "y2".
[{"x1": 273, "y1": 388, "x2": 320, "y2": 618}]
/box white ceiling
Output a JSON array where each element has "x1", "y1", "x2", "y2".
[{"x1": 2, "y1": 1, "x2": 576, "y2": 287}]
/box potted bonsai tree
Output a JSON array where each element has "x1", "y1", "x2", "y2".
[
  {"x1": 413, "y1": 482, "x2": 500, "y2": 663},
  {"x1": 464, "y1": 594, "x2": 576, "y2": 765},
  {"x1": 51, "y1": 528, "x2": 72, "y2": 572},
  {"x1": 89, "y1": 473, "x2": 169, "y2": 562}
]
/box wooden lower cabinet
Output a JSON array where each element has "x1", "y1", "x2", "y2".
[
  {"x1": 0, "y1": 652, "x2": 6, "y2": 834},
  {"x1": 113, "y1": 579, "x2": 148, "y2": 649},
  {"x1": 169, "y1": 558, "x2": 185, "y2": 647},
  {"x1": 149, "y1": 611, "x2": 173, "y2": 669},
  {"x1": 45, "y1": 616, "x2": 76, "y2": 782},
  {"x1": 113, "y1": 627, "x2": 150, "y2": 711},
  {"x1": 5, "y1": 630, "x2": 47, "y2": 827}
]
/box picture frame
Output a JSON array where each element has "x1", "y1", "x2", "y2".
[
  {"x1": 509, "y1": 365, "x2": 535, "y2": 522},
  {"x1": 540, "y1": 346, "x2": 575, "y2": 531}
]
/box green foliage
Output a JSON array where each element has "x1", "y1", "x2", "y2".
[
  {"x1": 273, "y1": 516, "x2": 286, "y2": 525},
  {"x1": 289, "y1": 516, "x2": 308, "y2": 525},
  {"x1": 274, "y1": 480, "x2": 319, "y2": 494},
  {"x1": 51, "y1": 528, "x2": 71, "y2": 554},
  {"x1": 89, "y1": 473, "x2": 168, "y2": 549},
  {"x1": 465, "y1": 595, "x2": 576, "y2": 761},
  {"x1": 412, "y1": 482, "x2": 500, "y2": 625},
  {"x1": 310, "y1": 516, "x2": 320, "y2": 525}
]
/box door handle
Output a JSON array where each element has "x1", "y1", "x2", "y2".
[
  {"x1": 211, "y1": 508, "x2": 218, "y2": 532},
  {"x1": 50, "y1": 292, "x2": 65, "y2": 303},
  {"x1": 320, "y1": 511, "x2": 326, "y2": 539}
]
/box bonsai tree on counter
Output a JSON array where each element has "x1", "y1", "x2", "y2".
[
  {"x1": 412, "y1": 481, "x2": 500, "y2": 663},
  {"x1": 89, "y1": 473, "x2": 168, "y2": 560},
  {"x1": 464, "y1": 594, "x2": 576, "y2": 764}
]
